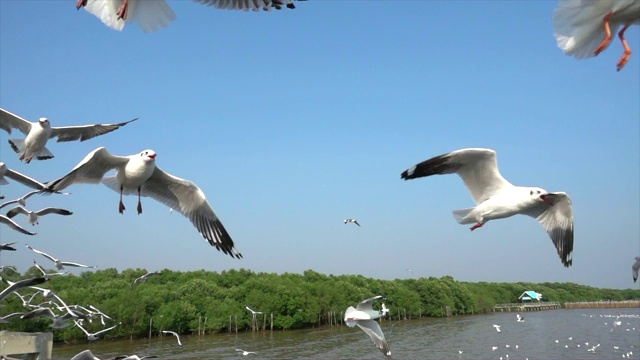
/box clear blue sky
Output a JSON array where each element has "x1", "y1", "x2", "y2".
[{"x1": 0, "y1": 1, "x2": 638, "y2": 290}]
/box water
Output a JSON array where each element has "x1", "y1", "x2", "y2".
[{"x1": 52, "y1": 308, "x2": 640, "y2": 359}]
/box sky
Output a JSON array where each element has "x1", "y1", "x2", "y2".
[{"x1": 0, "y1": 0, "x2": 638, "y2": 290}]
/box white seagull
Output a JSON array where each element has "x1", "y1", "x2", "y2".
[
  {"x1": 0, "y1": 214, "x2": 36, "y2": 236},
  {"x1": 0, "y1": 275, "x2": 48, "y2": 302},
  {"x1": 74, "y1": 319, "x2": 120, "y2": 341},
  {"x1": 26, "y1": 244, "x2": 96, "y2": 271},
  {"x1": 344, "y1": 218, "x2": 361, "y2": 227},
  {"x1": 44, "y1": 147, "x2": 241, "y2": 259},
  {"x1": 235, "y1": 349, "x2": 258, "y2": 356},
  {"x1": 516, "y1": 313, "x2": 525, "y2": 322},
  {"x1": 70, "y1": 350, "x2": 101, "y2": 360},
  {"x1": 0, "y1": 108, "x2": 138, "y2": 163},
  {"x1": 113, "y1": 356, "x2": 158, "y2": 360},
  {"x1": 0, "y1": 189, "x2": 53, "y2": 211},
  {"x1": 162, "y1": 330, "x2": 183, "y2": 347},
  {"x1": 401, "y1": 148, "x2": 574, "y2": 267},
  {"x1": 6, "y1": 206, "x2": 73, "y2": 225},
  {"x1": 0, "y1": 162, "x2": 48, "y2": 189},
  {"x1": 493, "y1": 324, "x2": 501, "y2": 333},
  {"x1": 344, "y1": 295, "x2": 391, "y2": 357},
  {"x1": 245, "y1": 305, "x2": 263, "y2": 315},
  {"x1": 553, "y1": 0, "x2": 640, "y2": 71},
  {"x1": 133, "y1": 271, "x2": 160, "y2": 285},
  {"x1": 633, "y1": 256, "x2": 640, "y2": 283}
]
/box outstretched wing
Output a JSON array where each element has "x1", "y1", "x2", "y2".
[
  {"x1": 524, "y1": 192, "x2": 574, "y2": 267},
  {"x1": 356, "y1": 319, "x2": 391, "y2": 357},
  {"x1": 46, "y1": 147, "x2": 128, "y2": 192},
  {"x1": 355, "y1": 295, "x2": 384, "y2": 312},
  {"x1": 50, "y1": 118, "x2": 138, "y2": 142},
  {"x1": 0, "y1": 108, "x2": 33, "y2": 135}
]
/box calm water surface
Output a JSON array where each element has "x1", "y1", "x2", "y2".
[{"x1": 53, "y1": 308, "x2": 640, "y2": 359}]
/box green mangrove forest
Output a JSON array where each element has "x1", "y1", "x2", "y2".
[{"x1": 0, "y1": 267, "x2": 638, "y2": 343}]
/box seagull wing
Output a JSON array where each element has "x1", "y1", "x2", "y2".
[
  {"x1": 401, "y1": 148, "x2": 513, "y2": 204},
  {"x1": 0, "y1": 163, "x2": 47, "y2": 190},
  {"x1": 49, "y1": 118, "x2": 138, "y2": 142},
  {"x1": 6, "y1": 205, "x2": 29, "y2": 219},
  {"x1": 20, "y1": 307, "x2": 56, "y2": 320},
  {"x1": 74, "y1": 319, "x2": 92, "y2": 336},
  {"x1": 632, "y1": 258, "x2": 640, "y2": 282},
  {"x1": 92, "y1": 322, "x2": 119, "y2": 336},
  {"x1": 355, "y1": 320, "x2": 391, "y2": 357},
  {"x1": 356, "y1": 295, "x2": 384, "y2": 312},
  {"x1": 195, "y1": 0, "x2": 271, "y2": 11},
  {"x1": 46, "y1": 147, "x2": 129, "y2": 192},
  {"x1": 0, "y1": 215, "x2": 36, "y2": 235},
  {"x1": 0, "y1": 108, "x2": 33, "y2": 135},
  {"x1": 141, "y1": 166, "x2": 241, "y2": 259},
  {"x1": 25, "y1": 245, "x2": 58, "y2": 263},
  {"x1": 60, "y1": 261, "x2": 95, "y2": 268},
  {"x1": 524, "y1": 192, "x2": 574, "y2": 267},
  {"x1": 35, "y1": 207, "x2": 73, "y2": 216}
]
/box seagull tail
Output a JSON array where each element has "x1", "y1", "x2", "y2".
[
  {"x1": 452, "y1": 208, "x2": 475, "y2": 224},
  {"x1": 8, "y1": 138, "x2": 24, "y2": 153}
]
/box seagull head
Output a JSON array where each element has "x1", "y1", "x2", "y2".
[
  {"x1": 38, "y1": 118, "x2": 51, "y2": 127},
  {"x1": 140, "y1": 150, "x2": 157, "y2": 161},
  {"x1": 539, "y1": 192, "x2": 557, "y2": 206}
]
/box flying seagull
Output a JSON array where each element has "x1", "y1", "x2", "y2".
[
  {"x1": 235, "y1": 349, "x2": 258, "y2": 356},
  {"x1": 44, "y1": 147, "x2": 241, "y2": 259},
  {"x1": 0, "y1": 214, "x2": 37, "y2": 235},
  {"x1": 344, "y1": 295, "x2": 391, "y2": 357},
  {"x1": 114, "y1": 356, "x2": 158, "y2": 360},
  {"x1": 25, "y1": 244, "x2": 96, "y2": 271},
  {"x1": 0, "y1": 242, "x2": 18, "y2": 251},
  {"x1": 553, "y1": 0, "x2": 640, "y2": 71},
  {"x1": 0, "y1": 107, "x2": 138, "y2": 163},
  {"x1": 493, "y1": 324, "x2": 501, "y2": 333},
  {"x1": 0, "y1": 162, "x2": 48, "y2": 189},
  {"x1": 633, "y1": 256, "x2": 640, "y2": 283},
  {"x1": 0, "y1": 189, "x2": 63, "y2": 211},
  {"x1": 344, "y1": 218, "x2": 361, "y2": 227},
  {"x1": 70, "y1": 350, "x2": 101, "y2": 360},
  {"x1": 0, "y1": 275, "x2": 48, "y2": 302},
  {"x1": 400, "y1": 148, "x2": 574, "y2": 267},
  {"x1": 162, "y1": 330, "x2": 183, "y2": 347},
  {"x1": 74, "y1": 319, "x2": 120, "y2": 341},
  {"x1": 6, "y1": 206, "x2": 73, "y2": 225},
  {"x1": 245, "y1": 305, "x2": 263, "y2": 315},
  {"x1": 133, "y1": 271, "x2": 160, "y2": 285}
]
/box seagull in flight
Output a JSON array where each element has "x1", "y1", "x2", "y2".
[
  {"x1": 44, "y1": 147, "x2": 241, "y2": 259},
  {"x1": 0, "y1": 214, "x2": 36, "y2": 235},
  {"x1": 133, "y1": 271, "x2": 160, "y2": 285},
  {"x1": 6, "y1": 206, "x2": 73, "y2": 226},
  {"x1": 74, "y1": 319, "x2": 120, "y2": 341},
  {"x1": 235, "y1": 349, "x2": 258, "y2": 356},
  {"x1": 401, "y1": 148, "x2": 574, "y2": 267},
  {"x1": 196, "y1": 0, "x2": 302, "y2": 11},
  {"x1": 25, "y1": 244, "x2": 96, "y2": 271},
  {"x1": 0, "y1": 242, "x2": 18, "y2": 251},
  {"x1": 0, "y1": 162, "x2": 49, "y2": 189},
  {"x1": 553, "y1": 0, "x2": 640, "y2": 71},
  {"x1": 245, "y1": 305, "x2": 263, "y2": 315},
  {"x1": 0, "y1": 108, "x2": 138, "y2": 163},
  {"x1": 344, "y1": 218, "x2": 361, "y2": 227},
  {"x1": 493, "y1": 324, "x2": 501, "y2": 333},
  {"x1": 0, "y1": 275, "x2": 48, "y2": 302},
  {"x1": 162, "y1": 330, "x2": 183, "y2": 347},
  {"x1": 633, "y1": 256, "x2": 640, "y2": 283},
  {"x1": 344, "y1": 295, "x2": 391, "y2": 357}
]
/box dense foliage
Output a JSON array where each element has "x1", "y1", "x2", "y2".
[{"x1": 0, "y1": 267, "x2": 637, "y2": 343}]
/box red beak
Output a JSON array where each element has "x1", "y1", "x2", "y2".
[
  {"x1": 148, "y1": 154, "x2": 156, "y2": 160},
  {"x1": 540, "y1": 194, "x2": 553, "y2": 205}
]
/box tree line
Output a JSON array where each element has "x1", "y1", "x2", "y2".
[{"x1": 0, "y1": 267, "x2": 637, "y2": 343}]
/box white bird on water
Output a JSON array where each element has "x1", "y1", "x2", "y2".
[
  {"x1": 552, "y1": 0, "x2": 640, "y2": 71},
  {"x1": 400, "y1": 148, "x2": 574, "y2": 267},
  {"x1": 25, "y1": 244, "x2": 96, "y2": 271},
  {"x1": 344, "y1": 295, "x2": 391, "y2": 357},
  {"x1": 0, "y1": 108, "x2": 138, "y2": 163},
  {"x1": 44, "y1": 147, "x2": 241, "y2": 259},
  {"x1": 235, "y1": 349, "x2": 258, "y2": 356},
  {"x1": 632, "y1": 256, "x2": 640, "y2": 283},
  {"x1": 162, "y1": 330, "x2": 183, "y2": 347},
  {"x1": 493, "y1": 324, "x2": 501, "y2": 333},
  {"x1": 6, "y1": 206, "x2": 73, "y2": 226}
]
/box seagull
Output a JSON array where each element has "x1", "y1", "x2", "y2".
[
  {"x1": 162, "y1": 330, "x2": 183, "y2": 347},
  {"x1": 0, "y1": 162, "x2": 48, "y2": 189},
  {"x1": 245, "y1": 305, "x2": 263, "y2": 315},
  {"x1": 400, "y1": 148, "x2": 574, "y2": 267},
  {"x1": 381, "y1": 303, "x2": 389, "y2": 317},
  {"x1": 77, "y1": 0, "x2": 176, "y2": 33},
  {"x1": 553, "y1": 0, "x2": 640, "y2": 71},
  {"x1": 235, "y1": 349, "x2": 258, "y2": 356},
  {"x1": 0, "y1": 311, "x2": 28, "y2": 323},
  {"x1": 0, "y1": 108, "x2": 138, "y2": 163},
  {"x1": 0, "y1": 242, "x2": 18, "y2": 251},
  {"x1": 114, "y1": 356, "x2": 158, "y2": 360},
  {"x1": 0, "y1": 214, "x2": 36, "y2": 235},
  {"x1": 70, "y1": 350, "x2": 101, "y2": 360},
  {"x1": 44, "y1": 147, "x2": 241, "y2": 259},
  {"x1": 344, "y1": 295, "x2": 391, "y2": 357},
  {"x1": 344, "y1": 218, "x2": 361, "y2": 227},
  {"x1": 493, "y1": 324, "x2": 501, "y2": 333},
  {"x1": 0, "y1": 275, "x2": 48, "y2": 302},
  {"x1": 25, "y1": 244, "x2": 96, "y2": 271},
  {"x1": 492, "y1": 346, "x2": 498, "y2": 351},
  {"x1": 74, "y1": 319, "x2": 120, "y2": 340},
  {"x1": 0, "y1": 189, "x2": 50, "y2": 210},
  {"x1": 196, "y1": 0, "x2": 303, "y2": 11},
  {"x1": 633, "y1": 256, "x2": 640, "y2": 283},
  {"x1": 20, "y1": 307, "x2": 78, "y2": 328},
  {"x1": 133, "y1": 271, "x2": 160, "y2": 285},
  {"x1": 516, "y1": 313, "x2": 525, "y2": 322},
  {"x1": 6, "y1": 206, "x2": 73, "y2": 225}
]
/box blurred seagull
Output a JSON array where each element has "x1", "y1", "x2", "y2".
[
  {"x1": 77, "y1": 0, "x2": 176, "y2": 33},
  {"x1": 0, "y1": 162, "x2": 48, "y2": 189},
  {"x1": 516, "y1": 313, "x2": 525, "y2": 322},
  {"x1": 26, "y1": 244, "x2": 96, "y2": 271},
  {"x1": 162, "y1": 330, "x2": 183, "y2": 347},
  {"x1": 44, "y1": 147, "x2": 241, "y2": 259},
  {"x1": 245, "y1": 305, "x2": 263, "y2": 315},
  {"x1": 0, "y1": 189, "x2": 48, "y2": 210},
  {"x1": 196, "y1": 0, "x2": 303, "y2": 11},
  {"x1": 344, "y1": 218, "x2": 361, "y2": 227},
  {"x1": 0, "y1": 242, "x2": 18, "y2": 251},
  {"x1": 133, "y1": 271, "x2": 160, "y2": 285},
  {"x1": 70, "y1": 350, "x2": 101, "y2": 360},
  {"x1": 0, "y1": 108, "x2": 138, "y2": 163},
  {"x1": 493, "y1": 324, "x2": 501, "y2": 333},
  {"x1": 6, "y1": 206, "x2": 73, "y2": 225},
  {"x1": 0, "y1": 214, "x2": 36, "y2": 235},
  {"x1": 114, "y1": 356, "x2": 158, "y2": 360},
  {"x1": 633, "y1": 256, "x2": 640, "y2": 283},
  {"x1": 553, "y1": 0, "x2": 640, "y2": 71},
  {"x1": 75, "y1": 319, "x2": 120, "y2": 340},
  {"x1": 401, "y1": 148, "x2": 574, "y2": 267},
  {"x1": 344, "y1": 295, "x2": 391, "y2": 357},
  {"x1": 21, "y1": 307, "x2": 78, "y2": 329},
  {"x1": 0, "y1": 275, "x2": 48, "y2": 302},
  {"x1": 235, "y1": 349, "x2": 258, "y2": 356}
]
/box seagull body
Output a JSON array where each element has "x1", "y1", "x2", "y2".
[
  {"x1": 344, "y1": 218, "x2": 361, "y2": 227},
  {"x1": 162, "y1": 330, "x2": 183, "y2": 347},
  {"x1": 245, "y1": 305, "x2": 263, "y2": 315},
  {"x1": 400, "y1": 148, "x2": 574, "y2": 267},
  {"x1": 493, "y1": 324, "x2": 501, "y2": 332},
  {"x1": 0, "y1": 108, "x2": 138, "y2": 163},
  {"x1": 0, "y1": 162, "x2": 48, "y2": 189},
  {"x1": 75, "y1": 319, "x2": 120, "y2": 340},
  {"x1": 553, "y1": 0, "x2": 640, "y2": 71},
  {"x1": 633, "y1": 256, "x2": 640, "y2": 282},
  {"x1": 344, "y1": 295, "x2": 391, "y2": 357},
  {"x1": 516, "y1": 313, "x2": 525, "y2": 322},
  {"x1": 26, "y1": 244, "x2": 96, "y2": 271},
  {"x1": 6, "y1": 206, "x2": 73, "y2": 225},
  {"x1": 133, "y1": 271, "x2": 160, "y2": 285},
  {"x1": 235, "y1": 349, "x2": 258, "y2": 356},
  {"x1": 45, "y1": 147, "x2": 241, "y2": 259},
  {"x1": 0, "y1": 214, "x2": 36, "y2": 235}
]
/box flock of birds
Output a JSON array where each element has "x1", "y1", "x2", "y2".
[{"x1": 1, "y1": 0, "x2": 639, "y2": 358}]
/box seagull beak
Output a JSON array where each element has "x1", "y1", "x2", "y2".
[
  {"x1": 148, "y1": 154, "x2": 156, "y2": 160},
  {"x1": 540, "y1": 194, "x2": 554, "y2": 205}
]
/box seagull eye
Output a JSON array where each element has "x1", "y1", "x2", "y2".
[
  {"x1": 537, "y1": 190, "x2": 541, "y2": 194},
  {"x1": 530, "y1": 190, "x2": 533, "y2": 195}
]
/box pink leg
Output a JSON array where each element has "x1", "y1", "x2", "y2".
[
  {"x1": 75, "y1": 0, "x2": 87, "y2": 9},
  {"x1": 119, "y1": 186, "x2": 126, "y2": 214},
  {"x1": 117, "y1": 0, "x2": 129, "y2": 20},
  {"x1": 617, "y1": 22, "x2": 633, "y2": 71},
  {"x1": 470, "y1": 222, "x2": 484, "y2": 231},
  {"x1": 594, "y1": 12, "x2": 613, "y2": 56}
]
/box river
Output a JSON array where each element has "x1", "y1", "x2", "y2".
[{"x1": 52, "y1": 307, "x2": 639, "y2": 359}]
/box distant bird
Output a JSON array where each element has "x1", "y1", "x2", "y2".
[
  {"x1": 0, "y1": 275, "x2": 48, "y2": 302},
  {"x1": 0, "y1": 311, "x2": 28, "y2": 323},
  {"x1": 25, "y1": 244, "x2": 96, "y2": 271},
  {"x1": 0, "y1": 189, "x2": 49, "y2": 210},
  {"x1": 245, "y1": 305, "x2": 263, "y2": 315},
  {"x1": 516, "y1": 313, "x2": 525, "y2": 322},
  {"x1": 344, "y1": 218, "x2": 361, "y2": 227},
  {"x1": 0, "y1": 242, "x2": 18, "y2": 251},
  {"x1": 381, "y1": 303, "x2": 389, "y2": 317},
  {"x1": 633, "y1": 256, "x2": 640, "y2": 283},
  {"x1": 162, "y1": 330, "x2": 183, "y2": 347},
  {"x1": 88, "y1": 304, "x2": 113, "y2": 326},
  {"x1": 0, "y1": 108, "x2": 138, "y2": 163},
  {"x1": 6, "y1": 206, "x2": 73, "y2": 225},
  {"x1": 492, "y1": 346, "x2": 498, "y2": 351},
  {"x1": 0, "y1": 162, "x2": 48, "y2": 189},
  {"x1": 74, "y1": 319, "x2": 120, "y2": 340},
  {"x1": 70, "y1": 350, "x2": 101, "y2": 360},
  {"x1": 133, "y1": 271, "x2": 160, "y2": 285},
  {"x1": 235, "y1": 349, "x2": 258, "y2": 356},
  {"x1": 344, "y1": 295, "x2": 391, "y2": 357},
  {"x1": 401, "y1": 148, "x2": 574, "y2": 267},
  {"x1": 553, "y1": 0, "x2": 640, "y2": 71},
  {"x1": 493, "y1": 324, "x2": 501, "y2": 333},
  {"x1": 44, "y1": 147, "x2": 241, "y2": 259},
  {"x1": 0, "y1": 214, "x2": 36, "y2": 236}
]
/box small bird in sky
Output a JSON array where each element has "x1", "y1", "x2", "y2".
[{"x1": 344, "y1": 218, "x2": 361, "y2": 227}]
